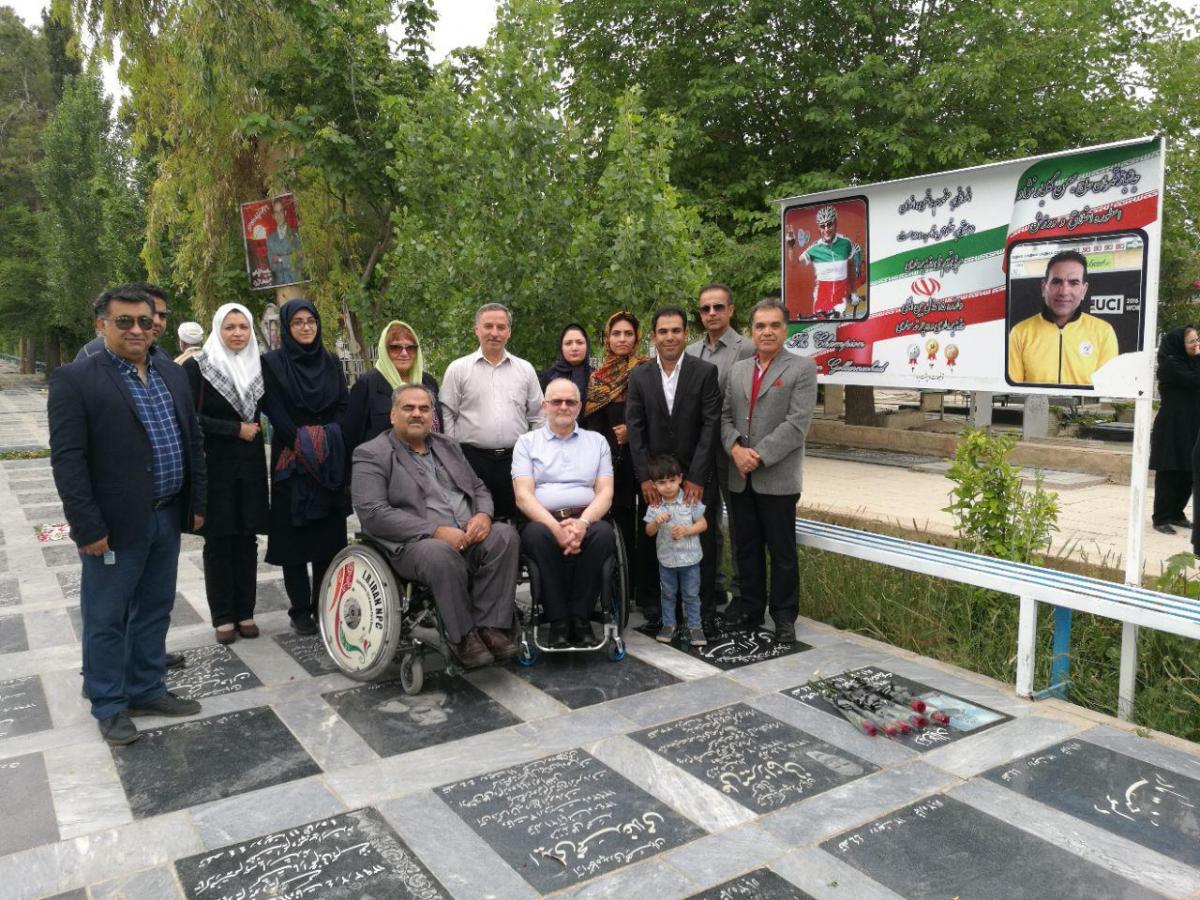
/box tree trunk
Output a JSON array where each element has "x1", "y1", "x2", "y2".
[
  {"x1": 19, "y1": 336, "x2": 35, "y2": 375},
  {"x1": 43, "y1": 332, "x2": 62, "y2": 378},
  {"x1": 844, "y1": 385, "x2": 878, "y2": 426}
]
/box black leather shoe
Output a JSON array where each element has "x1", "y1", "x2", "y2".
[
  {"x1": 723, "y1": 612, "x2": 758, "y2": 632},
  {"x1": 548, "y1": 620, "x2": 570, "y2": 648},
  {"x1": 165, "y1": 651, "x2": 186, "y2": 669},
  {"x1": 1170, "y1": 516, "x2": 1192, "y2": 528},
  {"x1": 99, "y1": 713, "x2": 139, "y2": 745},
  {"x1": 774, "y1": 622, "x2": 796, "y2": 644},
  {"x1": 128, "y1": 691, "x2": 201, "y2": 717},
  {"x1": 1153, "y1": 523, "x2": 1177, "y2": 535},
  {"x1": 291, "y1": 613, "x2": 318, "y2": 636},
  {"x1": 570, "y1": 617, "x2": 598, "y2": 647}
]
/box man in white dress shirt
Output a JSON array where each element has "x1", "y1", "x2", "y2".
[{"x1": 440, "y1": 303, "x2": 545, "y2": 519}]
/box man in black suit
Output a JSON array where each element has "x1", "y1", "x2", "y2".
[
  {"x1": 49, "y1": 286, "x2": 207, "y2": 745},
  {"x1": 626, "y1": 305, "x2": 722, "y2": 635}
]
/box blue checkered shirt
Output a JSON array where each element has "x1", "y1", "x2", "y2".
[{"x1": 107, "y1": 349, "x2": 185, "y2": 500}]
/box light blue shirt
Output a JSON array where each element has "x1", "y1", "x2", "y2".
[
  {"x1": 512, "y1": 423, "x2": 612, "y2": 510},
  {"x1": 644, "y1": 498, "x2": 705, "y2": 567}
]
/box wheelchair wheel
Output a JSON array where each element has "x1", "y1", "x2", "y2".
[
  {"x1": 317, "y1": 544, "x2": 404, "y2": 682},
  {"x1": 518, "y1": 631, "x2": 539, "y2": 667},
  {"x1": 609, "y1": 637, "x2": 626, "y2": 662},
  {"x1": 400, "y1": 652, "x2": 423, "y2": 695},
  {"x1": 610, "y1": 524, "x2": 631, "y2": 632}
]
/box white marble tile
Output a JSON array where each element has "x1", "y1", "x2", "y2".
[
  {"x1": 624, "y1": 631, "x2": 723, "y2": 681},
  {"x1": 90, "y1": 865, "x2": 183, "y2": 899},
  {"x1": 0, "y1": 642, "x2": 81, "y2": 680},
  {"x1": 949, "y1": 778, "x2": 1200, "y2": 899},
  {"x1": 589, "y1": 734, "x2": 756, "y2": 833},
  {"x1": 270, "y1": 694, "x2": 379, "y2": 772},
  {"x1": 465, "y1": 665, "x2": 570, "y2": 722},
  {"x1": 22, "y1": 607, "x2": 74, "y2": 652},
  {"x1": 602, "y1": 675, "x2": 753, "y2": 728},
  {"x1": 43, "y1": 740, "x2": 132, "y2": 839},
  {"x1": 188, "y1": 776, "x2": 348, "y2": 850},
  {"x1": 1080, "y1": 724, "x2": 1200, "y2": 779},
  {"x1": 919, "y1": 710, "x2": 1088, "y2": 779},
  {"x1": 659, "y1": 823, "x2": 791, "y2": 886},
  {"x1": 721, "y1": 640, "x2": 891, "y2": 694},
  {"x1": 559, "y1": 858, "x2": 696, "y2": 900},
  {"x1": 41, "y1": 666, "x2": 93, "y2": 731}
]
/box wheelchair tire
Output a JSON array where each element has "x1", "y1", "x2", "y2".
[
  {"x1": 400, "y1": 653, "x2": 423, "y2": 695},
  {"x1": 610, "y1": 523, "x2": 631, "y2": 632},
  {"x1": 317, "y1": 544, "x2": 404, "y2": 682}
]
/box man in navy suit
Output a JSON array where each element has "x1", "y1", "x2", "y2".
[
  {"x1": 49, "y1": 286, "x2": 207, "y2": 744},
  {"x1": 625, "y1": 306, "x2": 722, "y2": 635}
]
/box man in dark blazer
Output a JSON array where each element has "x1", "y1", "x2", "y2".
[
  {"x1": 351, "y1": 383, "x2": 520, "y2": 669},
  {"x1": 720, "y1": 299, "x2": 817, "y2": 644},
  {"x1": 626, "y1": 306, "x2": 722, "y2": 634},
  {"x1": 49, "y1": 286, "x2": 207, "y2": 745}
]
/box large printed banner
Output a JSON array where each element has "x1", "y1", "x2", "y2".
[
  {"x1": 240, "y1": 193, "x2": 309, "y2": 291},
  {"x1": 778, "y1": 137, "x2": 1163, "y2": 397}
]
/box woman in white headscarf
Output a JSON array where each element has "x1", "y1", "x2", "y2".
[{"x1": 183, "y1": 303, "x2": 269, "y2": 644}]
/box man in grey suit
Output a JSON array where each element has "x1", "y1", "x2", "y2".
[
  {"x1": 720, "y1": 299, "x2": 817, "y2": 644},
  {"x1": 686, "y1": 283, "x2": 754, "y2": 608},
  {"x1": 351, "y1": 383, "x2": 520, "y2": 668}
]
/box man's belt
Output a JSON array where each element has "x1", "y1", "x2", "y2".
[
  {"x1": 549, "y1": 506, "x2": 588, "y2": 521},
  {"x1": 152, "y1": 494, "x2": 179, "y2": 510},
  {"x1": 463, "y1": 444, "x2": 513, "y2": 458}
]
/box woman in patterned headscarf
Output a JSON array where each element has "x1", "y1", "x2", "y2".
[{"x1": 583, "y1": 312, "x2": 654, "y2": 607}]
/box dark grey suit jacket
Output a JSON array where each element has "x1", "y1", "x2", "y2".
[
  {"x1": 351, "y1": 430, "x2": 492, "y2": 558},
  {"x1": 625, "y1": 355, "x2": 721, "y2": 487}
]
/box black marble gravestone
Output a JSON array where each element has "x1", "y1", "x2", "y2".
[
  {"x1": 0, "y1": 752, "x2": 59, "y2": 855},
  {"x1": 0, "y1": 575, "x2": 18, "y2": 606},
  {"x1": 13, "y1": 490, "x2": 61, "y2": 505},
  {"x1": 174, "y1": 807, "x2": 451, "y2": 900},
  {"x1": 687, "y1": 868, "x2": 815, "y2": 900},
  {"x1": 171, "y1": 811, "x2": 448, "y2": 900},
  {"x1": 164, "y1": 644, "x2": 263, "y2": 701},
  {"x1": 111, "y1": 706, "x2": 321, "y2": 818},
  {"x1": 274, "y1": 631, "x2": 339, "y2": 676},
  {"x1": 438, "y1": 747, "x2": 705, "y2": 893},
  {"x1": 0, "y1": 674, "x2": 52, "y2": 740},
  {"x1": 23, "y1": 503, "x2": 66, "y2": 523},
  {"x1": 41, "y1": 542, "x2": 79, "y2": 569},
  {"x1": 783, "y1": 666, "x2": 1010, "y2": 750},
  {"x1": 0, "y1": 613, "x2": 28, "y2": 653},
  {"x1": 323, "y1": 671, "x2": 522, "y2": 757},
  {"x1": 984, "y1": 738, "x2": 1200, "y2": 868},
  {"x1": 688, "y1": 629, "x2": 811, "y2": 670},
  {"x1": 67, "y1": 593, "x2": 202, "y2": 640},
  {"x1": 821, "y1": 793, "x2": 1161, "y2": 899},
  {"x1": 632, "y1": 703, "x2": 877, "y2": 813},
  {"x1": 253, "y1": 578, "x2": 290, "y2": 612},
  {"x1": 510, "y1": 651, "x2": 679, "y2": 709}
]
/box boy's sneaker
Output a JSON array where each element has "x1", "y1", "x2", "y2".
[
  {"x1": 655, "y1": 625, "x2": 676, "y2": 644},
  {"x1": 688, "y1": 627, "x2": 707, "y2": 647}
]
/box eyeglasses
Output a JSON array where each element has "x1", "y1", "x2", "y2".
[
  {"x1": 700, "y1": 304, "x2": 727, "y2": 313},
  {"x1": 387, "y1": 343, "x2": 419, "y2": 355},
  {"x1": 291, "y1": 318, "x2": 318, "y2": 329},
  {"x1": 546, "y1": 398, "x2": 580, "y2": 407},
  {"x1": 106, "y1": 315, "x2": 154, "y2": 331}
]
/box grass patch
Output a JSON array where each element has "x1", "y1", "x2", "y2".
[
  {"x1": 0, "y1": 448, "x2": 50, "y2": 460},
  {"x1": 798, "y1": 546, "x2": 1200, "y2": 742}
]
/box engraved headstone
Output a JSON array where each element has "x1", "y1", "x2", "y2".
[
  {"x1": 510, "y1": 651, "x2": 679, "y2": 709},
  {"x1": 0, "y1": 674, "x2": 52, "y2": 739},
  {"x1": 324, "y1": 671, "x2": 521, "y2": 757},
  {"x1": 0, "y1": 752, "x2": 59, "y2": 855},
  {"x1": 985, "y1": 738, "x2": 1200, "y2": 867},
  {"x1": 783, "y1": 666, "x2": 1009, "y2": 750},
  {"x1": 822, "y1": 794, "x2": 1161, "y2": 899},
  {"x1": 632, "y1": 703, "x2": 877, "y2": 812},
  {"x1": 165, "y1": 644, "x2": 263, "y2": 701},
  {"x1": 687, "y1": 868, "x2": 815, "y2": 900},
  {"x1": 438, "y1": 748, "x2": 705, "y2": 893},
  {"x1": 690, "y1": 629, "x2": 811, "y2": 670},
  {"x1": 174, "y1": 807, "x2": 451, "y2": 900},
  {"x1": 274, "y1": 631, "x2": 338, "y2": 676},
  {"x1": 112, "y1": 706, "x2": 321, "y2": 818},
  {"x1": 0, "y1": 613, "x2": 28, "y2": 653}
]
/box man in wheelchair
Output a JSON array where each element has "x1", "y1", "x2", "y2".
[
  {"x1": 350, "y1": 384, "x2": 521, "y2": 669},
  {"x1": 513, "y1": 378, "x2": 615, "y2": 649}
]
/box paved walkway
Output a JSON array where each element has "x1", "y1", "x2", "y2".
[{"x1": 3, "y1": 382, "x2": 1200, "y2": 899}]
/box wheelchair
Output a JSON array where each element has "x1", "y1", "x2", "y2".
[
  {"x1": 316, "y1": 534, "x2": 464, "y2": 695},
  {"x1": 515, "y1": 519, "x2": 631, "y2": 666}
]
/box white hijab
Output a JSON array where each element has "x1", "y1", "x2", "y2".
[{"x1": 197, "y1": 303, "x2": 264, "y2": 422}]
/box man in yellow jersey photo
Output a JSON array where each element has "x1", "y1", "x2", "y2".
[{"x1": 1007, "y1": 249, "x2": 1118, "y2": 386}]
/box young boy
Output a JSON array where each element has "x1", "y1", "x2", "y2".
[{"x1": 643, "y1": 454, "x2": 708, "y2": 647}]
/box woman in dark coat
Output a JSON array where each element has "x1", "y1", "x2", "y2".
[
  {"x1": 342, "y1": 319, "x2": 443, "y2": 452},
  {"x1": 261, "y1": 299, "x2": 350, "y2": 634},
  {"x1": 539, "y1": 323, "x2": 591, "y2": 395},
  {"x1": 184, "y1": 303, "x2": 270, "y2": 643},
  {"x1": 582, "y1": 311, "x2": 656, "y2": 611}
]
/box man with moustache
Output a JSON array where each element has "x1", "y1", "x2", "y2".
[
  {"x1": 75, "y1": 282, "x2": 172, "y2": 363},
  {"x1": 440, "y1": 303, "x2": 545, "y2": 520},
  {"x1": 352, "y1": 383, "x2": 520, "y2": 668},
  {"x1": 49, "y1": 285, "x2": 207, "y2": 744},
  {"x1": 627, "y1": 305, "x2": 722, "y2": 635}
]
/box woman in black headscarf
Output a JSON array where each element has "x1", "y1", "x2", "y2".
[
  {"x1": 261, "y1": 299, "x2": 350, "y2": 634},
  {"x1": 539, "y1": 323, "x2": 591, "y2": 396},
  {"x1": 1147, "y1": 325, "x2": 1200, "y2": 535}
]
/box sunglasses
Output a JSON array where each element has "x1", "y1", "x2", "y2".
[
  {"x1": 107, "y1": 315, "x2": 154, "y2": 331},
  {"x1": 387, "y1": 343, "x2": 419, "y2": 354},
  {"x1": 700, "y1": 304, "x2": 727, "y2": 313},
  {"x1": 546, "y1": 398, "x2": 580, "y2": 407}
]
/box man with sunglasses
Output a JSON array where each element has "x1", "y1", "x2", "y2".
[
  {"x1": 49, "y1": 286, "x2": 207, "y2": 745},
  {"x1": 75, "y1": 282, "x2": 172, "y2": 363},
  {"x1": 686, "y1": 283, "x2": 753, "y2": 612}
]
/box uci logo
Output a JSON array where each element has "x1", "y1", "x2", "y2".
[{"x1": 1090, "y1": 294, "x2": 1124, "y2": 315}]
